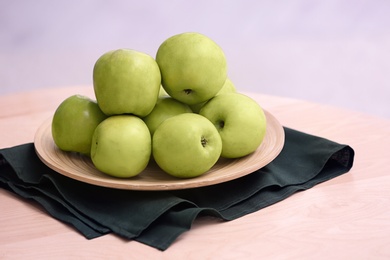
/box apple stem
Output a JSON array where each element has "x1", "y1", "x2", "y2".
[
  {"x1": 201, "y1": 136, "x2": 207, "y2": 147},
  {"x1": 184, "y1": 89, "x2": 192, "y2": 95}
]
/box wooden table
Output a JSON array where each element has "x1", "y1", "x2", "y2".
[{"x1": 1, "y1": 86, "x2": 390, "y2": 259}]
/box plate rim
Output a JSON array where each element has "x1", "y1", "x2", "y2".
[{"x1": 34, "y1": 110, "x2": 284, "y2": 190}]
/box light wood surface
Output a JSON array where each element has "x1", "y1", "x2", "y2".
[{"x1": 1, "y1": 86, "x2": 390, "y2": 259}]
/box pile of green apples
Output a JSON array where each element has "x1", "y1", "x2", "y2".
[{"x1": 51, "y1": 32, "x2": 267, "y2": 179}]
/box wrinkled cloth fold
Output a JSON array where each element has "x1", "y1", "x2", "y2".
[{"x1": 0, "y1": 127, "x2": 354, "y2": 250}]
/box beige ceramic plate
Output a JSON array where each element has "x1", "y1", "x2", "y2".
[{"x1": 34, "y1": 110, "x2": 284, "y2": 190}]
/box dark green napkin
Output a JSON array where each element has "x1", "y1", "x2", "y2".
[{"x1": 0, "y1": 127, "x2": 354, "y2": 250}]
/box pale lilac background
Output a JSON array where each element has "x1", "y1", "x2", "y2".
[{"x1": 1, "y1": 0, "x2": 389, "y2": 118}]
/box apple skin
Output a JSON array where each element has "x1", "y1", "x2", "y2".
[
  {"x1": 190, "y1": 78, "x2": 237, "y2": 113},
  {"x1": 199, "y1": 93, "x2": 267, "y2": 158},
  {"x1": 91, "y1": 115, "x2": 151, "y2": 178},
  {"x1": 152, "y1": 113, "x2": 222, "y2": 178},
  {"x1": 158, "y1": 85, "x2": 169, "y2": 97},
  {"x1": 142, "y1": 96, "x2": 193, "y2": 136},
  {"x1": 156, "y1": 32, "x2": 227, "y2": 105},
  {"x1": 93, "y1": 49, "x2": 161, "y2": 117},
  {"x1": 219, "y1": 78, "x2": 236, "y2": 94},
  {"x1": 51, "y1": 95, "x2": 107, "y2": 156}
]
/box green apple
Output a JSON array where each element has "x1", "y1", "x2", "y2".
[
  {"x1": 93, "y1": 49, "x2": 161, "y2": 117},
  {"x1": 158, "y1": 85, "x2": 169, "y2": 97},
  {"x1": 156, "y1": 32, "x2": 227, "y2": 105},
  {"x1": 152, "y1": 113, "x2": 222, "y2": 178},
  {"x1": 142, "y1": 96, "x2": 192, "y2": 136},
  {"x1": 190, "y1": 78, "x2": 237, "y2": 113},
  {"x1": 91, "y1": 115, "x2": 151, "y2": 178},
  {"x1": 51, "y1": 95, "x2": 107, "y2": 156},
  {"x1": 219, "y1": 78, "x2": 237, "y2": 94},
  {"x1": 199, "y1": 93, "x2": 267, "y2": 158}
]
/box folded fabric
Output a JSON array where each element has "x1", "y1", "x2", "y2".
[{"x1": 0, "y1": 127, "x2": 354, "y2": 250}]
